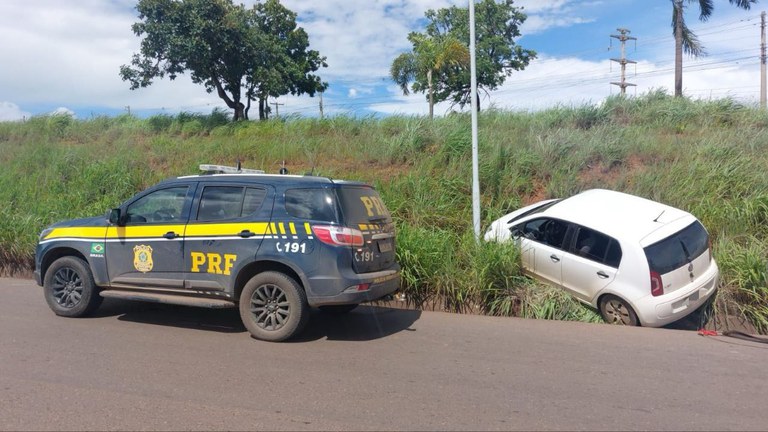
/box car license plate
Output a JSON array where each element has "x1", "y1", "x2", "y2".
[{"x1": 378, "y1": 240, "x2": 392, "y2": 253}]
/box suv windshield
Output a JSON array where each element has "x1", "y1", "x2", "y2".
[{"x1": 644, "y1": 221, "x2": 709, "y2": 275}]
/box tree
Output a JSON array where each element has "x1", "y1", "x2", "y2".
[
  {"x1": 120, "y1": 0, "x2": 326, "y2": 121},
  {"x1": 672, "y1": 0, "x2": 756, "y2": 97},
  {"x1": 391, "y1": 33, "x2": 470, "y2": 119},
  {"x1": 391, "y1": 0, "x2": 535, "y2": 113},
  {"x1": 248, "y1": 0, "x2": 327, "y2": 120}
]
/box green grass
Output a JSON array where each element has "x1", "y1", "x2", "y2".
[{"x1": 1, "y1": 91, "x2": 767, "y2": 331}]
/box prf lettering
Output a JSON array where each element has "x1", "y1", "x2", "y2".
[
  {"x1": 360, "y1": 196, "x2": 386, "y2": 217},
  {"x1": 190, "y1": 252, "x2": 237, "y2": 275}
]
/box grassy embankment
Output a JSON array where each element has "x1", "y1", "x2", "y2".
[{"x1": 1, "y1": 92, "x2": 766, "y2": 331}]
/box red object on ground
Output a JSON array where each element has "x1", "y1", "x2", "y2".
[{"x1": 697, "y1": 329, "x2": 719, "y2": 336}]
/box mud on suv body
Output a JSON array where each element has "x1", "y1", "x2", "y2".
[{"x1": 35, "y1": 169, "x2": 400, "y2": 341}]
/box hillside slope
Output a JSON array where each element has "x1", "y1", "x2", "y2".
[{"x1": 1, "y1": 93, "x2": 766, "y2": 331}]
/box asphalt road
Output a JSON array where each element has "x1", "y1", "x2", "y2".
[{"x1": 1, "y1": 277, "x2": 767, "y2": 431}]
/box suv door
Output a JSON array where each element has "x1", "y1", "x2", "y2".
[
  {"x1": 560, "y1": 225, "x2": 622, "y2": 302},
  {"x1": 183, "y1": 183, "x2": 274, "y2": 291},
  {"x1": 106, "y1": 185, "x2": 194, "y2": 288}
]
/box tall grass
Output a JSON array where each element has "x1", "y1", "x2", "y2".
[{"x1": 1, "y1": 95, "x2": 767, "y2": 331}]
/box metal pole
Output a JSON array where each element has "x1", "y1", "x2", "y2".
[
  {"x1": 469, "y1": 0, "x2": 481, "y2": 241},
  {"x1": 761, "y1": 11, "x2": 766, "y2": 109}
]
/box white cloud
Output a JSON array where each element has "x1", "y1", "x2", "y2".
[
  {"x1": 348, "y1": 88, "x2": 359, "y2": 98},
  {"x1": 517, "y1": 0, "x2": 599, "y2": 34},
  {"x1": 0, "y1": 102, "x2": 31, "y2": 121},
  {"x1": 0, "y1": 0, "x2": 225, "y2": 113},
  {"x1": 51, "y1": 107, "x2": 76, "y2": 118},
  {"x1": 281, "y1": 0, "x2": 465, "y2": 83}
]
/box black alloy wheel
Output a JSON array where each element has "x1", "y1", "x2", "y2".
[{"x1": 239, "y1": 271, "x2": 309, "y2": 342}]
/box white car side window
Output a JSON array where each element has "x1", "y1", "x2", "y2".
[{"x1": 517, "y1": 218, "x2": 569, "y2": 250}]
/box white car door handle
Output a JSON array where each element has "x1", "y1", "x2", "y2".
[
  {"x1": 597, "y1": 271, "x2": 609, "y2": 279},
  {"x1": 550, "y1": 255, "x2": 560, "y2": 262}
]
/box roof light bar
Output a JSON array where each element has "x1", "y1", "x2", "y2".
[{"x1": 199, "y1": 164, "x2": 264, "y2": 174}]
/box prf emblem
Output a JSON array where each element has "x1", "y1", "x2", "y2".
[
  {"x1": 133, "y1": 245, "x2": 154, "y2": 273},
  {"x1": 360, "y1": 196, "x2": 387, "y2": 217}
]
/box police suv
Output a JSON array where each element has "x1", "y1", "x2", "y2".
[{"x1": 35, "y1": 165, "x2": 400, "y2": 341}]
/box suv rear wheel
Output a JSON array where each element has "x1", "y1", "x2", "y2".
[
  {"x1": 43, "y1": 256, "x2": 103, "y2": 317},
  {"x1": 239, "y1": 271, "x2": 309, "y2": 342}
]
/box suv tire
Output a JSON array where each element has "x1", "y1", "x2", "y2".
[
  {"x1": 239, "y1": 271, "x2": 309, "y2": 342},
  {"x1": 43, "y1": 256, "x2": 103, "y2": 317}
]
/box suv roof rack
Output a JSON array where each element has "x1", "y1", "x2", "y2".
[{"x1": 199, "y1": 164, "x2": 265, "y2": 175}]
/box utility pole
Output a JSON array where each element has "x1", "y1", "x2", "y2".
[
  {"x1": 610, "y1": 28, "x2": 637, "y2": 95},
  {"x1": 125, "y1": 105, "x2": 131, "y2": 116},
  {"x1": 469, "y1": 0, "x2": 480, "y2": 241},
  {"x1": 761, "y1": 11, "x2": 766, "y2": 109},
  {"x1": 270, "y1": 100, "x2": 284, "y2": 118},
  {"x1": 319, "y1": 92, "x2": 324, "y2": 119}
]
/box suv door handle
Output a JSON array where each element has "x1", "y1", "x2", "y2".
[
  {"x1": 597, "y1": 271, "x2": 609, "y2": 279},
  {"x1": 239, "y1": 230, "x2": 254, "y2": 238},
  {"x1": 163, "y1": 231, "x2": 179, "y2": 239},
  {"x1": 550, "y1": 254, "x2": 560, "y2": 262}
]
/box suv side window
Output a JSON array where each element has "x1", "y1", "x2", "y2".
[
  {"x1": 126, "y1": 186, "x2": 189, "y2": 223},
  {"x1": 285, "y1": 188, "x2": 337, "y2": 222},
  {"x1": 242, "y1": 187, "x2": 267, "y2": 216},
  {"x1": 198, "y1": 186, "x2": 243, "y2": 221},
  {"x1": 573, "y1": 226, "x2": 623, "y2": 268},
  {"x1": 197, "y1": 186, "x2": 267, "y2": 221}
]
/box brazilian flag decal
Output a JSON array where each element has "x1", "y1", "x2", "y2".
[{"x1": 90, "y1": 242, "x2": 105, "y2": 255}]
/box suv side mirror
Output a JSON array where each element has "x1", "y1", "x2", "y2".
[{"x1": 108, "y1": 208, "x2": 124, "y2": 226}]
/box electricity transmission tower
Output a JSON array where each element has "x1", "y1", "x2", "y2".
[{"x1": 610, "y1": 28, "x2": 637, "y2": 95}]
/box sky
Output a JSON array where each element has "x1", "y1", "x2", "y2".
[{"x1": 0, "y1": 0, "x2": 765, "y2": 121}]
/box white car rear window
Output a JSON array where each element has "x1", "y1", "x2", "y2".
[{"x1": 644, "y1": 221, "x2": 709, "y2": 275}]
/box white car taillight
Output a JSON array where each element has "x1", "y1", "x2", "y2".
[
  {"x1": 650, "y1": 270, "x2": 664, "y2": 297},
  {"x1": 312, "y1": 225, "x2": 364, "y2": 247}
]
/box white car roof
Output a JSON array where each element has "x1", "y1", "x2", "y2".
[{"x1": 541, "y1": 189, "x2": 695, "y2": 244}]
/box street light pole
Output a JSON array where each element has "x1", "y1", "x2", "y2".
[{"x1": 469, "y1": 0, "x2": 481, "y2": 241}]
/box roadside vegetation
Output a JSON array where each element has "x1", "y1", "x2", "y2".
[{"x1": 1, "y1": 91, "x2": 766, "y2": 332}]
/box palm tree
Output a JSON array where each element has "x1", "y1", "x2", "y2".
[
  {"x1": 672, "y1": 0, "x2": 757, "y2": 97},
  {"x1": 391, "y1": 33, "x2": 469, "y2": 118}
]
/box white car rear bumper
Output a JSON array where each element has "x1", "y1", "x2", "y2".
[{"x1": 635, "y1": 262, "x2": 719, "y2": 327}]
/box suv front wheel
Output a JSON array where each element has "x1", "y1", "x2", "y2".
[
  {"x1": 239, "y1": 271, "x2": 309, "y2": 342},
  {"x1": 43, "y1": 256, "x2": 103, "y2": 317}
]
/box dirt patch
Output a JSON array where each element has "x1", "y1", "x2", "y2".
[
  {"x1": 521, "y1": 177, "x2": 549, "y2": 206},
  {"x1": 276, "y1": 158, "x2": 413, "y2": 184},
  {"x1": 577, "y1": 154, "x2": 648, "y2": 188}
]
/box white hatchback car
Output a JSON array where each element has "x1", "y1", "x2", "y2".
[{"x1": 485, "y1": 189, "x2": 719, "y2": 327}]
